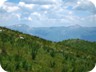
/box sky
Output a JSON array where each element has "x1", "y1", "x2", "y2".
[{"x1": 0, "y1": 0, "x2": 96, "y2": 27}]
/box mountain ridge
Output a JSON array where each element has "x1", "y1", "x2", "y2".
[{"x1": 7, "y1": 24, "x2": 96, "y2": 42}]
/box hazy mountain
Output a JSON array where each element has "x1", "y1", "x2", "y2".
[
  {"x1": 0, "y1": 27, "x2": 96, "y2": 72},
  {"x1": 8, "y1": 24, "x2": 30, "y2": 33},
  {"x1": 7, "y1": 24, "x2": 96, "y2": 42}
]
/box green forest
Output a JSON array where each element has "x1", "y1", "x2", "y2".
[{"x1": 0, "y1": 27, "x2": 96, "y2": 72}]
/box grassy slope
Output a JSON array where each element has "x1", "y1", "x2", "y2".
[{"x1": 0, "y1": 27, "x2": 96, "y2": 72}]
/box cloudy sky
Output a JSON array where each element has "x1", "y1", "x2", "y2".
[{"x1": 0, "y1": 0, "x2": 96, "y2": 27}]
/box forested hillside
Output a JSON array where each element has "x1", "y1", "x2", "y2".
[{"x1": 0, "y1": 27, "x2": 96, "y2": 72}]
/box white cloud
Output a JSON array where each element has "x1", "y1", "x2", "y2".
[
  {"x1": 28, "y1": 17, "x2": 32, "y2": 21},
  {"x1": 3, "y1": 6, "x2": 19, "y2": 12},
  {"x1": 77, "y1": 1, "x2": 81, "y2": 5},
  {"x1": 18, "y1": 2, "x2": 35, "y2": 9},
  {"x1": 0, "y1": 0, "x2": 96, "y2": 27},
  {"x1": 73, "y1": 0, "x2": 96, "y2": 14},
  {"x1": 32, "y1": 12, "x2": 41, "y2": 17},
  {"x1": 41, "y1": 5, "x2": 51, "y2": 9},
  {"x1": 1, "y1": 2, "x2": 20, "y2": 12},
  {"x1": 68, "y1": 11, "x2": 73, "y2": 15},
  {"x1": 0, "y1": 0, "x2": 7, "y2": 7}
]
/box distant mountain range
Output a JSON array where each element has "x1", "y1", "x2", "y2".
[{"x1": 7, "y1": 24, "x2": 96, "y2": 42}]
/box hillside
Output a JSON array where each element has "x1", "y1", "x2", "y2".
[
  {"x1": 0, "y1": 27, "x2": 96, "y2": 72},
  {"x1": 8, "y1": 24, "x2": 96, "y2": 42}
]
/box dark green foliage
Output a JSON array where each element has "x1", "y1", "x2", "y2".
[{"x1": 0, "y1": 27, "x2": 96, "y2": 72}]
